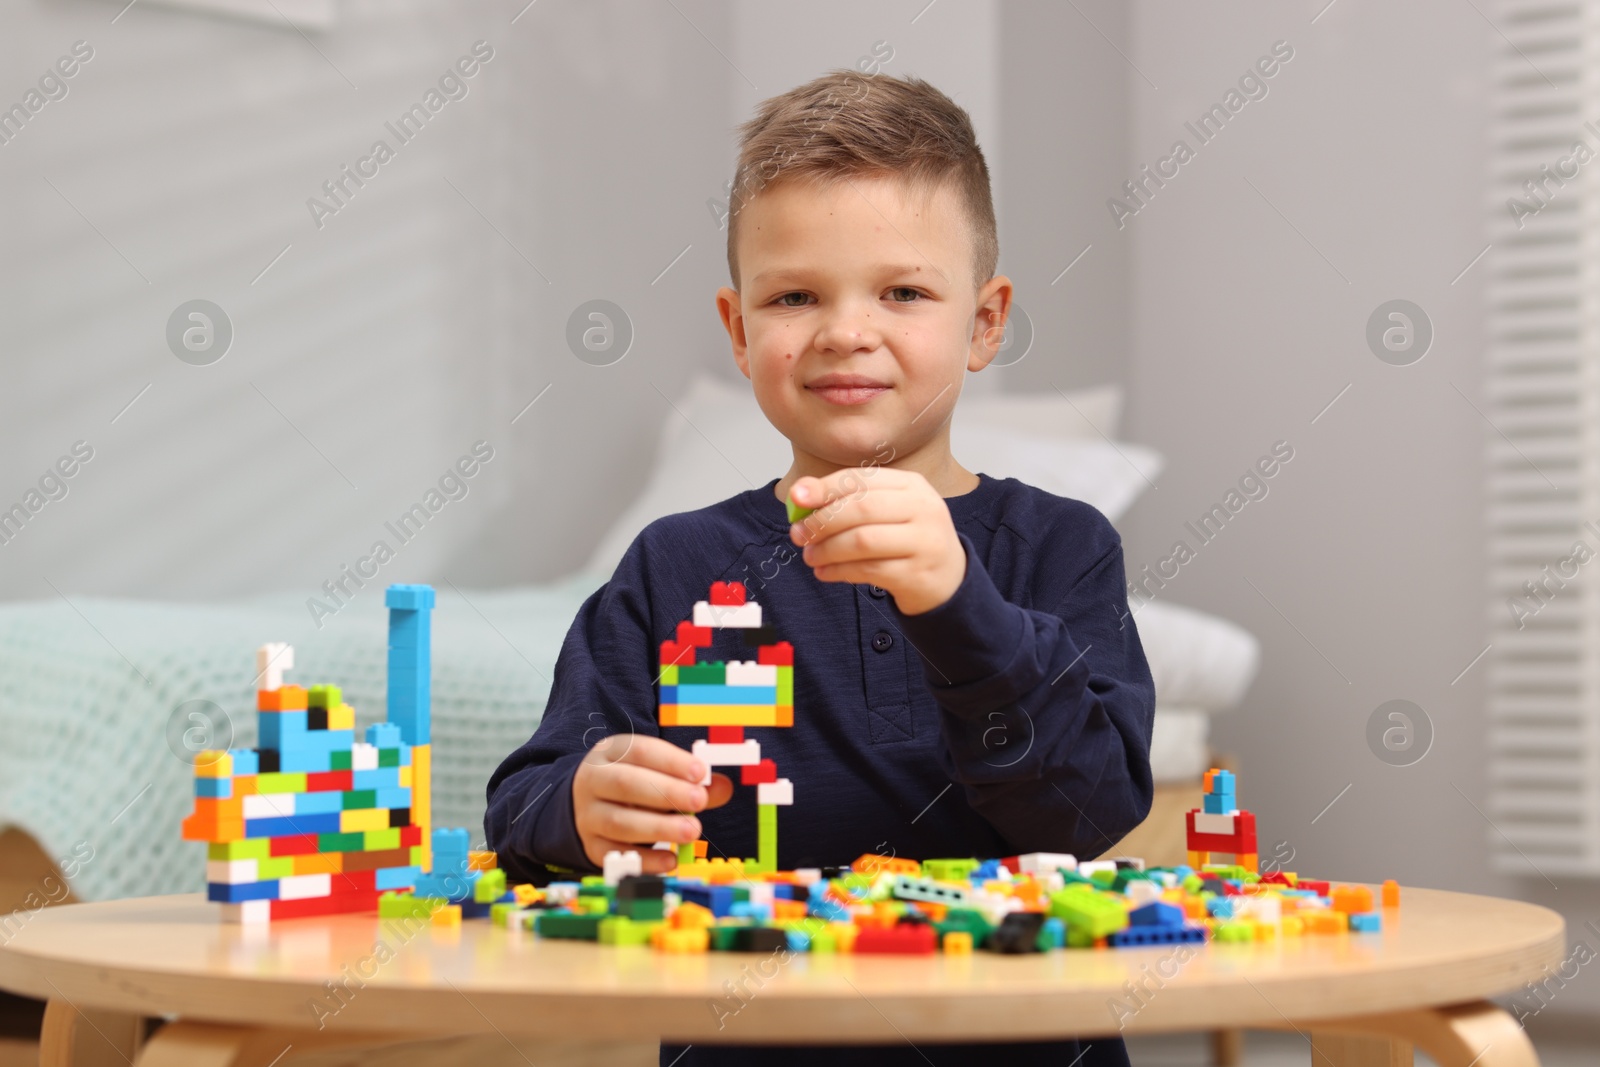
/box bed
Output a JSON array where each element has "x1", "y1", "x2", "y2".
[{"x1": 0, "y1": 376, "x2": 1258, "y2": 903}]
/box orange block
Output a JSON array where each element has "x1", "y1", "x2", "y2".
[
  {"x1": 233, "y1": 776, "x2": 258, "y2": 796},
  {"x1": 775, "y1": 705, "x2": 793, "y2": 726},
  {"x1": 851, "y1": 853, "x2": 920, "y2": 877},
  {"x1": 1382, "y1": 879, "x2": 1401, "y2": 907},
  {"x1": 1331, "y1": 885, "x2": 1374, "y2": 914},
  {"x1": 468, "y1": 851, "x2": 498, "y2": 872},
  {"x1": 1303, "y1": 910, "x2": 1348, "y2": 934},
  {"x1": 773, "y1": 900, "x2": 808, "y2": 922},
  {"x1": 293, "y1": 852, "x2": 343, "y2": 875},
  {"x1": 258, "y1": 685, "x2": 308, "y2": 710}
]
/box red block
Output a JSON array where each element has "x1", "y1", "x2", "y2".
[
  {"x1": 1260, "y1": 872, "x2": 1293, "y2": 886},
  {"x1": 757, "y1": 641, "x2": 794, "y2": 666},
  {"x1": 708, "y1": 726, "x2": 745, "y2": 743},
  {"x1": 1299, "y1": 879, "x2": 1330, "y2": 896},
  {"x1": 660, "y1": 640, "x2": 696, "y2": 667},
  {"x1": 336, "y1": 869, "x2": 378, "y2": 892},
  {"x1": 270, "y1": 888, "x2": 382, "y2": 920},
  {"x1": 677, "y1": 620, "x2": 713, "y2": 647},
  {"x1": 400, "y1": 824, "x2": 423, "y2": 847},
  {"x1": 1185, "y1": 810, "x2": 1257, "y2": 855},
  {"x1": 269, "y1": 834, "x2": 322, "y2": 857},
  {"x1": 740, "y1": 759, "x2": 777, "y2": 785},
  {"x1": 855, "y1": 923, "x2": 937, "y2": 955},
  {"x1": 710, "y1": 581, "x2": 747, "y2": 605},
  {"x1": 307, "y1": 770, "x2": 352, "y2": 793}
]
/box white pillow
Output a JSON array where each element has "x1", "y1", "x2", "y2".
[{"x1": 580, "y1": 375, "x2": 1153, "y2": 578}]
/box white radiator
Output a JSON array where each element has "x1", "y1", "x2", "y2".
[{"x1": 1485, "y1": 0, "x2": 1600, "y2": 875}]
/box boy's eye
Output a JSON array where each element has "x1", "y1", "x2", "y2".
[
  {"x1": 888, "y1": 287, "x2": 922, "y2": 302},
  {"x1": 775, "y1": 292, "x2": 811, "y2": 307}
]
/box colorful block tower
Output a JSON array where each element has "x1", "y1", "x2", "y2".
[
  {"x1": 658, "y1": 581, "x2": 793, "y2": 874},
  {"x1": 181, "y1": 583, "x2": 435, "y2": 921},
  {"x1": 1185, "y1": 768, "x2": 1258, "y2": 873}
]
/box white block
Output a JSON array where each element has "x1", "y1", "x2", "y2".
[
  {"x1": 1126, "y1": 880, "x2": 1163, "y2": 906},
  {"x1": 1236, "y1": 895, "x2": 1281, "y2": 923},
  {"x1": 726, "y1": 660, "x2": 778, "y2": 686},
  {"x1": 1192, "y1": 812, "x2": 1236, "y2": 835},
  {"x1": 256, "y1": 642, "x2": 294, "y2": 691},
  {"x1": 243, "y1": 793, "x2": 295, "y2": 820},
  {"x1": 544, "y1": 883, "x2": 580, "y2": 905},
  {"x1": 792, "y1": 868, "x2": 821, "y2": 886},
  {"x1": 1078, "y1": 860, "x2": 1117, "y2": 879},
  {"x1": 693, "y1": 601, "x2": 763, "y2": 628},
  {"x1": 278, "y1": 874, "x2": 332, "y2": 900},
  {"x1": 222, "y1": 900, "x2": 271, "y2": 924},
  {"x1": 351, "y1": 743, "x2": 379, "y2": 771},
  {"x1": 746, "y1": 883, "x2": 776, "y2": 909},
  {"x1": 691, "y1": 739, "x2": 762, "y2": 767},
  {"x1": 756, "y1": 778, "x2": 793, "y2": 806},
  {"x1": 603, "y1": 850, "x2": 642, "y2": 886},
  {"x1": 1015, "y1": 852, "x2": 1077, "y2": 875},
  {"x1": 207, "y1": 859, "x2": 258, "y2": 884}
]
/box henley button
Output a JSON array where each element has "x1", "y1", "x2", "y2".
[{"x1": 871, "y1": 630, "x2": 894, "y2": 653}]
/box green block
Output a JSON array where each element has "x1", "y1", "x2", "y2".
[
  {"x1": 474, "y1": 869, "x2": 507, "y2": 904},
  {"x1": 1182, "y1": 874, "x2": 1206, "y2": 893},
  {"x1": 256, "y1": 856, "x2": 295, "y2": 880},
  {"x1": 1048, "y1": 886, "x2": 1129, "y2": 940},
  {"x1": 1213, "y1": 921, "x2": 1254, "y2": 943},
  {"x1": 535, "y1": 912, "x2": 604, "y2": 940},
  {"x1": 709, "y1": 924, "x2": 748, "y2": 951},
  {"x1": 330, "y1": 749, "x2": 352, "y2": 771},
  {"x1": 810, "y1": 927, "x2": 837, "y2": 953},
  {"x1": 679, "y1": 663, "x2": 725, "y2": 685},
  {"x1": 575, "y1": 895, "x2": 610, "y2": 915},
  {"x1": 378, "y1": 892, "x2": 440, "y2": 920},
  {"x1": 363, "y1": 828, "x2": 401, "y2": 851},
  {"x1": 1087, "y1": 867, "x2": 1118, "y2": 888},
  {"x1": 209, "y1": 839, "x2": 271, "y2": 861},
  {"x1": 758, "y1": 802, "x2": 778, "y2": 874},
  {"x1": 319, "y1": 831, "x2": 365, "y2": 853},
  {"x1": 1113, "y1": 870, "x2": 1152, "y2": 892},
  {"x1": 677, "y1": 841, "x2": 696, "y2": 866},
  {"x1": 598, "y1": 915, "x2": 661, "y2": 946},
  {"x1": 308, "y1": 684, "x2": 341, "y2": 710},
  {"x1": 660, "y1": 664, "x2": 678, "y2": 685},
  {"x1": 379, "y1": 748, "x2": 400, "y2": 768},
  {"x1": 491, "y1": 902, "x2": 525, "y2": 927},
  {"x1": 1202, "y1": 864, "x2": 1256, "y2": 883},
  {"x1": 777, "y1": 668, "x2": 793, "y2": 705},
  {"x1": 255, "y1": 772, "x2": 308, "y2": 794},
  {"x1": 620, "y1": 898, "x2": 665, "y2": 921},
  {"x1": 342, "y1": 789, "x2": 377, "y2": 810},
  {"x1": 786, "y1": 495, "x2": 814, "y2": 524},
  {"x1": 921, "y1": 858, "x2": 980, "y2": 883}
]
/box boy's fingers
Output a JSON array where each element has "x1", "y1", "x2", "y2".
[
  {"x1": 595, "y1": 762, "x2": 709, "y2": 814},
  {"x1": 704, "y1": 772, "x2": 734, "y2": 810},
  {"x1": 612, "y1": 734, "x2": 708, "y2": 784},
  {"x1": 594, "y1": 800, "x2": 700, "y2": 846}
]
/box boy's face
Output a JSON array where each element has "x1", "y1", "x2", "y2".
[{"x1": 716, "y1": 175, "x2": 1012, "y2": 474}]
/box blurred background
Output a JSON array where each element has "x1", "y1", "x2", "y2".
[{"x1": 2, "y1": 0, "x2": 1598, "y2": 1061}]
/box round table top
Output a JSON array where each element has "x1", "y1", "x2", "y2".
[{"x1": 0, "y1": 886, "x2": 1565, "y2": 1045}]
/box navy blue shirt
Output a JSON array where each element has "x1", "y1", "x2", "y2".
[{"x1": 485, "y1": 472, "x2": 1155, "y2": 1067}]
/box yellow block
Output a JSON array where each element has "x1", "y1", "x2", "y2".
[
  {"x1": 340, "y1": 808, "x2": 391, "y2": 833},
  {"x1": 399, "y1": 765, "x2": 412, "y2": 787},
  {"x1": 943, "y1": 931, "x2": 973, "y2": 954},
  {"x1": 660, "y1": 704, "x2": 785, "y2": 726},
  {"x1": 414, "y1": 744, "x2": 431, "y2": 873},
  {"x1": 293, "y1": 851, "x2": 343, "y2": 875},
  {"x1": 329, "y1": 703, "x2": 354, "y2": 730},
  {"x1": 194, "y1": 751, "x2": 232, "y2": 778}
]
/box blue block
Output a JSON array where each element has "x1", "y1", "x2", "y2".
[
  {"x1": 244, "y1": 812, "x2": 341, "y2": 839},
  {"x1": 668, "y1": 684, "x2": 778, "y2": 705},
  {"x1": 1131, "y1": 901, "x2": 1185, "y2": 927},
  {"x1": 973, "y1": 859, "x2": 1004, "y2": 880},
  {"x1": 375, "y1": 787, "x2": 411, "y2": 809},
  {"x1": 375, "y1": 865, "x2": 421, "y2": 890},
  {"x1": 1210, "y1": 770, "x2": 1235, "y2": 793},
  {"x1": 195, "y1": 777, "x2": 232, "y2": 798},
  {"x1": 461, "y1": 898, "x2": 492, "y2": 920},
  {"x1": 786, "y1": 929, "x2": 811, "y2": 952},
  {"x1": 400, "y1": 746, "x2": 411, "y2": 766},
  {"x1": 1108, "y1": 925, "x2": 1206, "y2": 947},
  {"x1": 386, "y1": 584, "x2": 436, "y2": 611},
  {"x1": 1205, "y1": 896, "x2": 1234, "y2": 919},
  {"x1": 413, "y1": 867, "x2": 477, "y2": 902},
  {"x1": 227, "y1": 748, "x2": 260, "y2": 776},
  {"x1": 1349, "y1": 912, "x2": 1382, "y2": 932},
  {"x1": 729, "y1": 901, "x2": 771, "y2": 922},
  {"x1": 278, "y1": 749, "x2": 333, "y2": 773},
  {"x1": 1041, "y1": 917, "x2": 1066, "y2": 949},
  {"x1": 294, "y1": 791, "x2": 342, "y2": 815},
  {"x1": 678, "y1": 882, "x2": 736, "y2": 917},
  {"x1": 259, "y1": 711, "x2": 307, "y2": 749},
  {"x1": 1204, "y1": 793, "x2": 1236, "y2": 814},
  {"x1": 367, "y1": 723, "x2": 402, "y2": 748},
  {"x1": 209, "y1": 879, "x2": 278, "y2": 903},
  {"x1": 352, "y1": 767, "x2": 400, "y2": 791}
]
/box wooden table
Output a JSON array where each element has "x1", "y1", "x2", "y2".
[{"x1": 0, "y1": 887, "x2": 1564, "y2": 1067}]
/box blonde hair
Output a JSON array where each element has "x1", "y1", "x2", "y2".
[{"x1": 726, "y1": 69, "x2": 998, "y2": 292}]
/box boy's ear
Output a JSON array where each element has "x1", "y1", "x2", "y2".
[
  {"x1": 968, "y1": 275, "x2": 1014, "y2": 373},
  {"x1": 717, "y1": 286, "x2": 753, "y2": 380}
]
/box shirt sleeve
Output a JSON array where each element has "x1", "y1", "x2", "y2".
[
  {"x1": 889, "y1": 511, "x2": 1157, "y2": 860},
  {"x1": 483, "y1": 538, "x2": 662, "y2": 885}
]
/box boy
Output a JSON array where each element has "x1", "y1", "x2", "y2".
[{"x1": 486, "y1": 70, "x2": 1155, "y2": 1067}]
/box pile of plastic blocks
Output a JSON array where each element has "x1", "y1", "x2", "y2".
[{"x1": 376, "y1": 840, "x2": 1400, "y2": 954}]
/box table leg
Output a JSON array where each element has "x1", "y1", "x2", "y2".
[
  {"x1": 1297, "y1": 1001, "x2": 1537, "y2": 1067},
  {"x1": 1210, "y1": 1027, "x2": 1244, "y2": 1066},
  {"x1": 40, "y1": 998, "x2": 150, "y2": 1067},
  {"x1": 131, "y1": 1021, "x2": 660, "y2": 1067}
]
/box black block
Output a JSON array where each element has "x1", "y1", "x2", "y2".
[
  {"x1": 307, "y1": 707, "x2": 328, "y2": 731},
  {"x1": 389, "y1": 807, "x2": 410, "y2": 828},
  {"x1": 255, "y1": 748, "x2": 280, "y2": 774},
  {"x1": 617, "y1": 874, "x2": 666, "y2": 902},
  {"x1": 985, "y1": 912, "x2": 1045, "y2": 954},
  {"x1": 731, "y1": 927, "x2": 790, "y2": 953}
]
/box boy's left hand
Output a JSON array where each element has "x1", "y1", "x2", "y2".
[{"x1": 788, "y1": 468, "x2": 966, "y2": 616}]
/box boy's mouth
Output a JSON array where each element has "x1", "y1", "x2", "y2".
[{"x1": 807, "y1": 374, "x2": 890, "y2": 406}]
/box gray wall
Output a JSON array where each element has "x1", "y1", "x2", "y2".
[{"x1": 1119, "y1": 0, "x2": 1600, "y2": 1024}]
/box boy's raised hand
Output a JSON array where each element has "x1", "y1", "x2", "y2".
[
  {"x1": 788, "y1": 467, "x2": 967, "y2": 616},
  {"x1": 571, "y1": 734, "x2": 733, "y2": 873}
]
